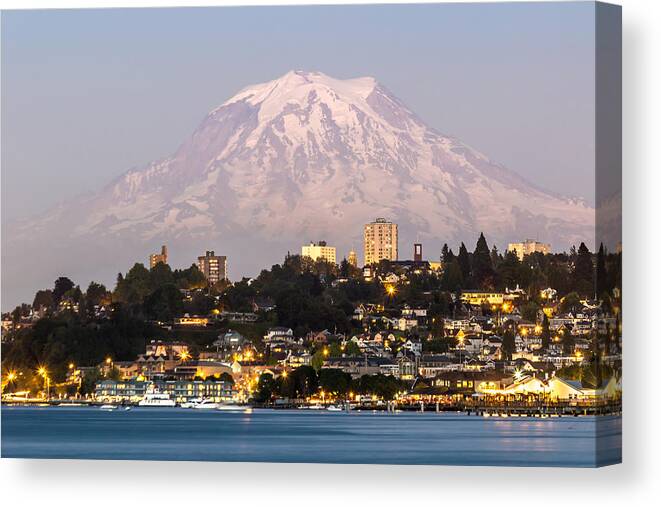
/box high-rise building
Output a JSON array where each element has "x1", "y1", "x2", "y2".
[
  {"x1": 507, "y1": 240, "x2": 551, "y2": 261},
  {"x1": 363, "y1": 218, "x2": 398, "y2": 265},
  {"x1": 414, "y1": 243, "x2": 423, "y2": 262},
  {"x1": 348, "y1": 249, "x2": 358, "y2": 267},
  {"x1": 149, "y1": 245, "x2": 168, "y2": 268},
  {"x1": 197, "y1": 251, "x2": 227, "y2": 285},
  {"x1": 301, "y1": 241, "x2": 337, "y2": 264}
]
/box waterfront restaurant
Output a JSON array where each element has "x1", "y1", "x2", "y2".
[
  {"x1": 94, "y1": 379, "x2": 237, "y2": 403},
  {"x1": 95, "y1": 379, "x2": 151, "y2": 402}
]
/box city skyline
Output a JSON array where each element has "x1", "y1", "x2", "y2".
[{"x1": 1, "y1": 3, "x2": 604, "y2": 311}]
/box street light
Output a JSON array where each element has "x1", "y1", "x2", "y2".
[{"x1": 37, "y1": 366, "x2": 50, "y2": 400}]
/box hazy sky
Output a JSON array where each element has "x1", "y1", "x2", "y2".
[{"x1": 1, "y1": 2, "x2": 596, "y2": 224}]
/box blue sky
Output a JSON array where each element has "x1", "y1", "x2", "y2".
[{"x1": 1, "y1": 2, "x2": 595, "y2": 222}]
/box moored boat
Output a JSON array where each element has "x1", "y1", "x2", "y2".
[
  {"x1": 216, "y1": 401, "x2": 244, "y2": 411},
  {"x1": 138, "y1": 390, "x2": 176, "y2": 407}
]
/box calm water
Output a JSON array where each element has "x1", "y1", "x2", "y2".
[{"x1": 1, "y1": 406, "x2": 621, "y2": 467}]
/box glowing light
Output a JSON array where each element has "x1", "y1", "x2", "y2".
[{"x1": 105, "y1": 357, "x2": 112, "y2": 364}]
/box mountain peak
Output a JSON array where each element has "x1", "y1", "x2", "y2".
[
  {"x1": 220, "y1": 70, "x2": 379, "y2": 111},
  {"x1": 4, "y1": 70, "x2": 595, "y2": 308}
]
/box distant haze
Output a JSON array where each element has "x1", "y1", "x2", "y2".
[{"x1": 1, "y1": 3, "x2": 597, "y2": 310}]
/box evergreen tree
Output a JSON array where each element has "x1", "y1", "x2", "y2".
[
  {"x1": 32, "y1": 290, "x2": 54, "y2": 311},
  {"x1": 441, "y1": 259, "x2": 463, "y2": 292},
  {"x1": 540, "y1": 313, "x2": 551, "y2": 350},
  {"x1": 497, "y1": 250, "x2": 521, "y2": 289},
  {"x1": 490, "y1": 244, "x2": 500, "y2": 268},
  {"x1": 573, "y1": 242, "x2": 594, "y2": 297},
  {"x1": 441, "y1": 244, "x2": 454, "y2": 264},
  {"x1": 501, "y1": 328, "x2": 515, "y2": 360},
  {"x1": 472, "y1": 233, "x2": 494, "y2": 288},
  {"x1": 53, "y1": 277, "x2": 75, "y2": 304},
  {"x1": 596, "y1": 243, "x2": 608, "y2": 297},
  {"x1": 457, "y1": 243, "x2": 471, "y2": 286}
]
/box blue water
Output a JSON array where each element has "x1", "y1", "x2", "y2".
[{"x1": 1, "y1": 406, "x2": 621, "y2": 467}]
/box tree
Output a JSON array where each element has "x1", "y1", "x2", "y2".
[
  {"x1": 143, "y1": 285, "x2": 184, "y2": 321},
  {"x1": 596, "y1": 243, "x2": 608, "y2": 297},
  {"x1": 472, "y1": 233, "x2": 495, "y2": 288},
  {"x1": 520, "y1": 302, "x2": 540, "y2": 323},
  {"x1": 86, "y1": 282, "x2": 110, "y2": 307},
  {"x1": 559, "y1": 292, "x2": 582, "y2": 314},
  {"x1": 32, "y1": 290, "x2": 54, "y2": 311},
  {"x1": 441, "y1": 244, "x2": 454, "y2": 264},
  {"x1": 490, "y1": 244, "x2": 501, "y2": 269},
  {"x1": 310, "y1": 349, "x2": 326, "y2": 371},
  {"x1": 318, "y1": 368, "x2": 352, "y2": 396},
  {"x1": 540, "y1": 313, "x2": 551, "y2": 350},
  {"x1": 53, "y1": 277, "x2": 75, "y2": 304},
  {"x1": 150, "y1": 262, "x2": 174, "y2": 290},
  {"x1": 501, "y1": 329, "x2": 515, "y2": 360},
  {"x1": 254, "y1": 373, "x2": 277, "y2": 403},
  {"x1": 496, "y1": 251, "x2": 521, "y2": 290},
  {"x1": 457, "y1": 243, "x2": 471, "y2": 286},
  {"x1": 282, "y1": 366, "x2": 318, "y2": 399},
  {"x1": 573, "y1": 242, "x2": 594, "y2": 296},
  {"x1": 441, "y1": 259, "x2": 463, "y2": 292},
  {"x1": 344, "y1": 341, "x2": 361, "y2": 356}
]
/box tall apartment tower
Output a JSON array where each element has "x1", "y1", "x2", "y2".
[
  {"x1": 301, "y1": 241, "x2": 337, "y2": 264},
  {"x1": 347, "y1": 249, "x2": 358, "y2": 268},
  {"x1": 363, "y1": 218, "x2": 398, "y2": 265},
  {"x1": 197, "y1": 251, "x2": 227, "y2": 285},
  {"x1": 149, "y1": 245, "x2": 168, "y2": 268}
]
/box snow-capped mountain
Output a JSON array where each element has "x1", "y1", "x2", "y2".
[{"x1": 3, "y1": 70, "x2": 594, "y2": 306}]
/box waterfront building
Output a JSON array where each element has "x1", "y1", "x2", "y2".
[
  {"x1": 94, "y1": 379, "x2": 236, "y2": 403},
  {"x1": 507, "y1": 239, "x2": 551, "y2": 260},
  {"x1": 363, "y1": 218, "x2": 398, "y2": 265},
  {"x1": 301, "y1": 241, "x2": 337, "y2": 264},
  {"x1": 149, "y1": 245, "x2": 168, "y2": 268},
  {"x1": 197, "y1": 250, "x2": 227, "y2": 284},
  {"x1": 95, "y1": 379, "x2": 151, "y2": 402}
]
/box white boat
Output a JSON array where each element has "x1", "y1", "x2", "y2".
[
  {"x1": 138, "y1": 390, "x2": 176, "y2": 407},
  {"x1": 216, "y1": 401, "x2": 244, "y2": 411},
  {"x1": 100, "y1": 404, "x2": 118, "y2": 411},
  {"x1": 326, "y1": 405, "x2": 343, "y2": 412},
  {"x1": 124, "y1": 406, "x2": 132, "y2": 411},
  {"x1": 180, "y1": 398, "x2": 203, "y2": 409},
  {"x1": 192, "y1": 399, "x2": 221, "y2": 410},
  {"x1": 307, "y1": 404, "x2": 324, "y2": 410}
]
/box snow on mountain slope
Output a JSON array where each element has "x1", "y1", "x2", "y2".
[{"x1": 3, "y1": 70, "x2": 595, "y2": 307}]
